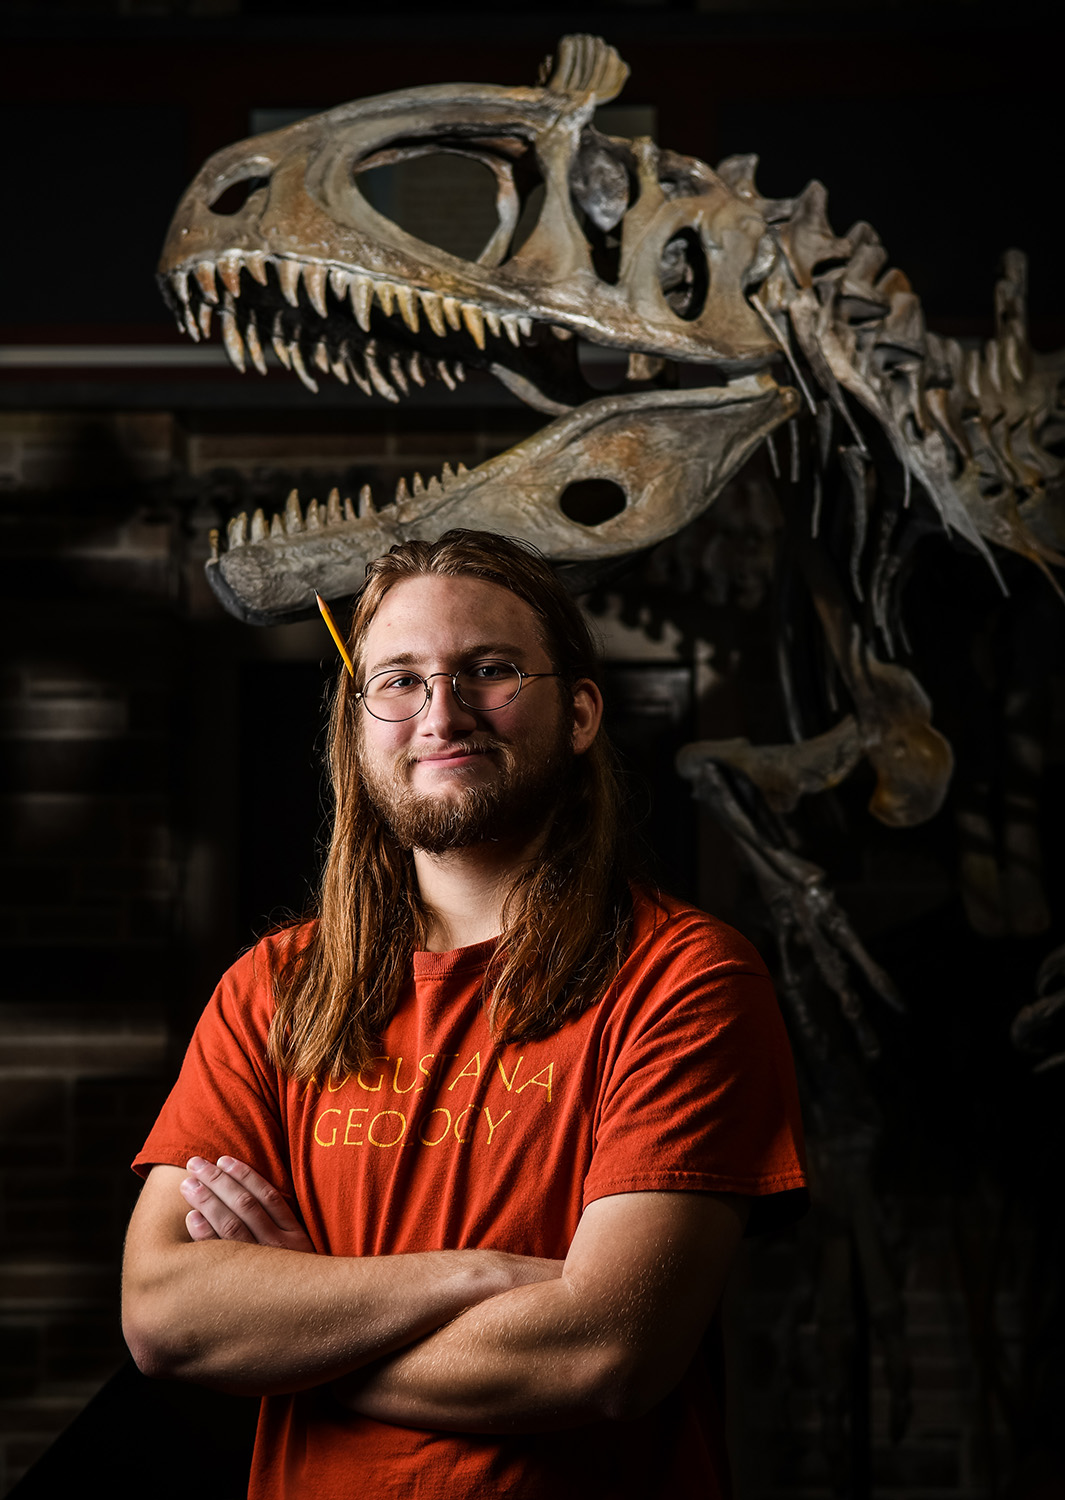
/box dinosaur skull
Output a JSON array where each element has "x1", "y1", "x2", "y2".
[{"x1": 158, "y1": 36, "x2": 797, "y2": 621}]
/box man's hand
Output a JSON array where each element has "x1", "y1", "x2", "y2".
[{"x1": 180, "y1": 1156, "x2": 315, "y2": 1253}]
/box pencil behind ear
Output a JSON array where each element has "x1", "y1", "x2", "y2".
[{"x1": 315, "y1": 593, "x2": 355, "y2": 677}]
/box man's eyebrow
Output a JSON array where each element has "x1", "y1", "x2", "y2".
[{"x1": 365, "y1": 644, "x2": 531, "y2": 676}]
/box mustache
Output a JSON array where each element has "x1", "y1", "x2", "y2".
[{"x1": 402, "y1": 737, "x2": 507, "y2": 767}]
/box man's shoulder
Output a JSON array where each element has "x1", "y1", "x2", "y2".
[
  {"x1": 627, "y1": 884, "x2": 768, "y2": 975},
  {"x1": 216, "y1": 919, "x2": 318, "y2": 1001}
]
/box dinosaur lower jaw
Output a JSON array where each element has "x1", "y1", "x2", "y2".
[
  {"x1": 161, "y1": 251, "x2": 758, "y2": 412},
  {"x1": 207, "y1": 377, "x2": 799, "y2": 625}
]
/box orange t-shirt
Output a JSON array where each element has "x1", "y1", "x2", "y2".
[{"x1": 134, "y1": 887, "x2": 806, "y2": 1500}]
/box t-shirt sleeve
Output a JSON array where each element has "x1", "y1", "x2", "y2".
[
  {"x1": 582, "y1": 909, "x2": 807, "y2": 1233},
  {"x1": 131, "y1": 940, "x2": 296, "y2": 1201}
]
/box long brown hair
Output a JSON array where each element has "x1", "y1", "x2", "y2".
[{"x1": 268, "y1": 530, "x2": 634, "y2": 1081}]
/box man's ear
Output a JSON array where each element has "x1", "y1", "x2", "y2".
[{"x1": 571, "y1": 679, "x2": 604, "y2": 755}]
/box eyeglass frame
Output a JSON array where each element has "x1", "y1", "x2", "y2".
[{"x1": 354, "y1": 661, "x2": 563, "y2": 722}]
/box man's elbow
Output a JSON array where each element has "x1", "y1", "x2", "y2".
[
  {"x1": 121, "y1": 1265, "x2": 202, "y2": 1382},
  {"x1": 581, "y1": 1346, "x2": 678, "y2": 1424}
]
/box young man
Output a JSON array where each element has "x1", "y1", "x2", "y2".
[{"x1": 123, "y1": 530, "x2": 806, "y2": 1500}]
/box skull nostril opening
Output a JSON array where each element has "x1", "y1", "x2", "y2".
[
  {"x1": 559, "y1": 479, "x2": 628, "y2": 526},
  {"x1": 659, "y1": 229, "x2": 709, "y2": 322},
  {"x1": 208, "y1": 175, "x2": 271, "y2": 216}
]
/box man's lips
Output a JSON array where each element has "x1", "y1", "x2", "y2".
[{"x1": 409, "y1": 741, "x2": 500, "y2": 766}]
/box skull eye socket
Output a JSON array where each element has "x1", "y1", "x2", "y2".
[
  {"x1": 659, "y1": 229, "x2": 708, "y2": 321},
  {"x1": 208, "y1": 173, "x2": 271, "y2": 216}
]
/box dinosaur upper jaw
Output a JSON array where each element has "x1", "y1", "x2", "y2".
[{"x1": 160, "y1": 245, "x2": 774, "y2": 414}]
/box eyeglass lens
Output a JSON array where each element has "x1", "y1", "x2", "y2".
[{"x1": 363, "y1": 662, "x2": 523, "y2": 720}]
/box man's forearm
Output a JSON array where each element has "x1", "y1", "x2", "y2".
[
  {"x1": 337, "y1": 1272, "x2": 675, "y2": 1434},
  {"x1": 337, "y1": 1275, "x2": 623, "y2": 1432},
  {"x1": 129, "y1": 1240, "x2": 552, "y2": 1394}
]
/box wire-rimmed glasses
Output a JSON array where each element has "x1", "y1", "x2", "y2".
[{"x1": 356, "y1": 660, "x2": 561, "y2": 722}]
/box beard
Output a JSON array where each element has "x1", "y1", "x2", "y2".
[{"x1": 359, "y1": 716, "x2": 575, "y2": 854}]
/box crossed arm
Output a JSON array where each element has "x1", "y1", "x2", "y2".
[{"x1": 122, "y1": 1157, "x2": 748, "y2": 1431}]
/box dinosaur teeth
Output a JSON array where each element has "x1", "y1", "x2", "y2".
[
  {"x1": 395, "y1": 476, "x2": 411, "y2": 506},
  {"x1": 420, "y1": 290, "x2": 446, "y2": 337},
  {"x1": 365, "y1": 341, "x2": 399, "y2": 402},
  {"x1": 426, "y1": 474, "x2": 444, "y2": 497},
  {"x1": 303, "y1": 263, "x2": 328, "y2": 318},
  {"x1": 350, "y1": 276, "x2": 373, "y2": 332},
  {"x1": 194, "y1": 261, "x2": 219, "y2": 305},
  {"x1": 197, "y1": 302, "x2": 213, "y2": 340},
  {"x1": 217, "y1": 251, "x2": 243, "y2": 298},
  {"x1": 277, "y1": 259, "x2": 302, "y2": 308},
  {"x1": 327, "y1": 487, "x2": 343, "y2": 525},
  {"x1": 220, "y1": 300, "x2": 246, "y2": 372},
  {"x1": 412, "y1": 472, "x2": 425, "y2": 495},
  {"x1": 550, "y1": 324, "x2": 572, "y2": 340},
  {"x1": 375, "y1": 281, "x2": 396, "y2": 318},
  {"x1": 183, "y1": 305, "x2": 201, "y2": 342},
  {"x1": 343, "y1": 495, "x2": 356, "y2": 521},
  {"x1": 441, "y1": 461, "x2": 455, "y2": 483},
  {"x1": 437, "y1": 360, "x2": 457, "y2": 391},
  {"x1": 272, "y1": 312, "x2": 291, "y2": 368},
  {"x1": 461, "y1": 304, "x2": 486, "y2": 350},
  {"x1": 395, "y1": 285, "x2": 419, "y2": 333},
  {"x1": 244, "y1": 312, "x2": 268, "y2": 374},
  {"x1": 627, "y1": 352, "x2": 664, "y2": 381},
  {"x1": 442, "y1": 296, "x2": 463, "y2": 332},
  {"x1": 407, "y1": 351, "x2": 426, "y2": 387},
  {"x1": 285, "y1": 489, "x2": 303, "y2": 532},
  {"x1": 329, "y1": 267, "x2": 350, "y2": 302},
  {"x1": 389, "y1": 353, "x2": 410, "y2": 396},
  {"x1": 171, "y1": 270, "x2": 191, "y2": 310},
  {"x1": 452, "y1": 360, "x2": 466, "y2": 383},
  {"x1": 345, "y1": 352, "x2": 373, "y2": 397},
  {"x1": 290, "y1": 342, "x2": 319, "y2": 392},
  {"x1": 331, "y1": 353, "x2": 350, "y2": 385},
  {"x1": 501, "y1": 315, "x2": 521, "y2": 346},
  {"x1": 209, "y1": 528, "x2": 220, "y2": 560},
  {"x1": 314, "y1": 338, "x2": 331, "y2": 374},
  {"x1": 306, "y1": 499, "x2": 321, "y2": 531},
  {"x1": 358, "y1": 484, "x2": 373, "y2": 516},
  {"x1": 518, "y1": 317, "x2": 533, "y2": 338},
  {"x1": 227, "y1": 512, "x2": 248, "y2": 548},
  {"x1": 245, "y1": 251, "x2": 268, "y2": 286},
  {"x1": 270, "y1": 511, "x2": 285, "y2": 538},
  {"x1": 484, "y1": 310, "x2": 502, "y2": 340},
  {"x1": 250, "y1": 508, "x2": 268, "y2": 542}
]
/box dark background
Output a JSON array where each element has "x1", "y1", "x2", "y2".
[{"x1": 2, "y1": 2, "x2": 1063, "y2": 1496}]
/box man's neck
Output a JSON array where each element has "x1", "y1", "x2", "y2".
[{"x1": 412, "y1": 836, "x2": 542, "y2": 952}]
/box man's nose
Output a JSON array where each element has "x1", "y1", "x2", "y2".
[{"x1": 419, "y1": 673, "x2": 477, "y2": 732}]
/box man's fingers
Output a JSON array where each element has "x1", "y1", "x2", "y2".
[
  {"x1": 180, "y1": 1174, "x2": 258, "y2": 1243},
  {"x1": 185, "y1": 1208, "x2": 219, "y2": 1241},
  {"x1": 182, "y1": 1157, "x2": 315, "y2": 1253},
  {"x1": 216, "y1": 1156, "x2": 304, "y2": 1233}
]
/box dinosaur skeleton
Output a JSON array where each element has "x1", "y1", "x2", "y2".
[
  {"x1": 158, "y1": 28, "x2": 1063, "y2": 1012},
  {"x1": 159, "y1": 37, "x2": 1064, "y2": 1459}
]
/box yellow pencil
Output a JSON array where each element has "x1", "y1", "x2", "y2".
[{"x1": 315, "y1": 592, "x2": 355, "y2": 677}]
